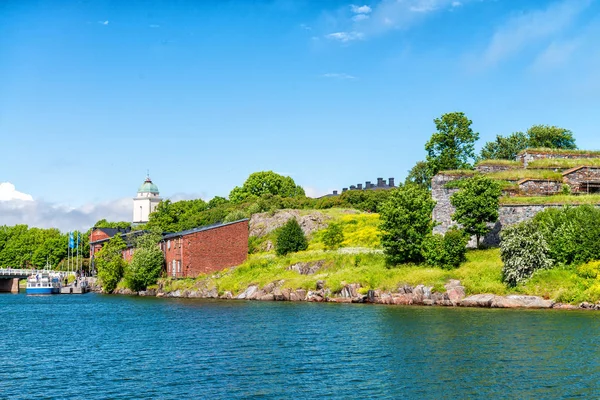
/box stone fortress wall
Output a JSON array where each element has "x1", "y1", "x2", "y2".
[{"x1": 432, "y1": 149, "x2": 600, "y2": 246}]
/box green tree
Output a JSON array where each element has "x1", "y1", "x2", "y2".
[
  {"x1": 229, "y1": 171, "x2": 305, "y2": 204},
  {"x1": 379, "y1": 184, "x2": 437, "y2": 264},
  {"x1": 124, "y1": 231, "x2": 164, "y2": 292},
  {"x1": 479, "y1": 132, "x2": 529, "y2": 160},
  {"x1": 275, "y1": 218, "x2": 308, "y2": 256},
  {"x1": 322, "y1": 223, "x2": 344, "y2": 250},
  {"x1": 96, "y1": 236, "x2": 127, "y2": 293},
  {"x1": 405, "y1": 161, "x2": 433, "y2": 190},
  {"x1": 450, "y1": 175, "x2": 502, "y2": 248},
  {"x1": 425, "y1": 112, "x2": 479, "y2": 175},
  {"x1": 93, "y1": 219, "x2": 131, "y2": 229},
  {"x1": 207, "y1": 196, "x2": 229, "y2": 209},
  {"x1": 527, "y1": 125, "x2": 576, "y2": 149}
]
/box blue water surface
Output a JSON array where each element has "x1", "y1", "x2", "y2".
[{"x1": 1, "y1": 293, "x2": 599, "y2": 399}]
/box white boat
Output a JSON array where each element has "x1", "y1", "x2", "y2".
[{"x1": 26, "y1": 272, "x2": 62, "y2": 295}]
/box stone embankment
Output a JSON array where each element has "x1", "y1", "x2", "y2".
[{"x1": 101, "y1": 279, "x2": 596, "y2": 310}]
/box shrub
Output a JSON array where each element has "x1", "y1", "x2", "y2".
[
  {"x1": 500, "y1": 221, "x2": 554, "y2": 286},
  {"x1": 96, "y1": 236, "x2": 127, "y2": 293},
  {"x1": 322, "y1": 223, "x2": 344, "y2": 250},
  {"x1": 534, "y1": 205, "x2": 600, "y2": 265},
  {"x1": 379, "y1": 184, "x2": 436, "y2": 265},
  {"x1": 124, "y1": 231, "x2": 165, "y2": 292},
  {"x1": 275, "y1": 218, "x2": 308, "y2": 256},
  {"x1": 577, "y1": 261, "x2": 600, "y2": 279},
  {"x1": 561, "y1": 184, "x2": 571, "y2": 195},
  {"x1": 421, "y1": 229, "x2": 468, "y2": 269},
  {"x1": 223, "y1": 210, "x2": 247, "y2": 223}
]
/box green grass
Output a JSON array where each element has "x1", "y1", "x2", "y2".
[
  {"x1": 156, "y1": 245, "x2": 600, "y2": 304},
  {"x1": 445, "y1": 179, "x2": 518, "y2": 191},
  {"x1": 487, "y1": 169, "x2": 563, "y2": 181},
  {"x1": 159, "y1": 248, "x2": 506, "y2": 297},
  {"x1": 500, "y1": 194, "x2": 600, "y2": 205},
  {"x1": 527, "y1": 158, "x2": 600, "y2": 169},
  {"x1": 475, "y1": 159, "x2": 522, "y2": 167},
  {"x1": 438, "y1": 169, "x2": 476, "y2": 177},
  {"x1": 520, "y1": 148, "x2": 600, "y2": 156}
]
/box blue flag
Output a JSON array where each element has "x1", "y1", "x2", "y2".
[{"x1": 69, "y1": 232, "x2": 75, "y2": 249}]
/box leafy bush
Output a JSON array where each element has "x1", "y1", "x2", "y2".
[
  {"x1": 561, "y1": 184, "x2": 571, "y2": 195},
  {"x1": 500, "y1": 221, "x2": 554, "y2": 286},
  {"x1": 577, "y1": 261, "x2": 600, "y2": 279},
  {"x1": 223, "y1": 210, "x2": 247, "y2": 223},
  {"x1": 96, "y1": 236, "x2": 127, "y2": 293},
  {"x1": 379, "y1": 184, "x2": 436, "y2": 265},
  {"x1": 533, "y1": 205, "x2": 600, "y2": 265},
  {"x1": 421, "y1": 229, "x2": 468, "y2": 269},
  {"x1": 322, "y1": 223, "x2": 344, "y2": 250},
  {"x1": 275, "y1": 218, "x2": 308, "y2": 256},
  {"x1": 124, "y1": 231, "x2": 165, "y2": 292}
]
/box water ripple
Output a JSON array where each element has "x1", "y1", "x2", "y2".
[{"x1": 1, "y1": 294, "x2": 600, "y2": 398}]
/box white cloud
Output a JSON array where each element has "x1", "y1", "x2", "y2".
[
  {"x1": 149, "y1": 24, "x2": 160, "y2": 28},
  {"x1": 99, "y1": 20, "x2": 109, "y2": 25},
  {"x1": 354, "y1": 0, "x2": 469, "y2": 36},
  {"x1": 531, "y1": 39, "x2": 582, "y2": 71},
  {"x1": 300, "y1": 23, "x2": 312, "y2": 30},
  {"x1": 481, "y1": 0, "x2": 590, "y2": 66},
  {"x1": 326, "y1": 31, "x2": 365, "y2": 42},
  {"x1": 351, "y1": 5, "x2": 372, "y2": 14},
  {"x1": 0, "y1": 182, "x2": 33, "y2": 201},
  {"x1": 304, "y1": 187, "x2": 331, "y2": 198},
  {"x1": 0, "y1": 196, "x2": 131, "y2": 232},
  {"x1": 321, "y1": 73, "x2": 358, "y2": 80},
  {"x1": 353, "y1": 14, "x2": 370, "y2": 22}
]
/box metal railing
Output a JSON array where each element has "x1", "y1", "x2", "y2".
[{"x1": 0, "y1": 268, "x2": 76, "y2": 277}]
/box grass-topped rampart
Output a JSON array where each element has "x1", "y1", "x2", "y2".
[
  {"x1": 519, "y1": 147, "x2": 600, "y2": 156},
  {"x1": 500, "y1": 194, "x2": 600, "y2": 205},
  {"x1": 475, "y1": 159, "x2": 521, "y2": 167},
  {"x1": 486, "y1": 169, "x2": 563, "y2": 181},
  {"x1": 527, "y1": 158, "x2": 600, "y2": 169}
]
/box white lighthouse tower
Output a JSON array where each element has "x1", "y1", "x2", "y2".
[{"x1": 133, "y1": 175, "x2": 161, "y2": 224}]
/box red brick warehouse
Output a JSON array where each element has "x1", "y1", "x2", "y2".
[
  {"x1": 161, "y1": 219, "x2": 249, "y2": 278},
  {"x1": 89, "y1": 219, "x2": 249, "y2": 278}
]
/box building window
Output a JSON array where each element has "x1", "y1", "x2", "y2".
[{"x1": 167, "y1": 240, "x2": 171, "y2": 250}]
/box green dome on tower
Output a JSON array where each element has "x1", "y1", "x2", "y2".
[{"x1": 138, "y1": 176, "x2": 159, "y2": 194}]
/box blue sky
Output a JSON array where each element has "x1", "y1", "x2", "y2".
[{"x1": 1, "y1": 0, "x2": 600, "y2": 230}]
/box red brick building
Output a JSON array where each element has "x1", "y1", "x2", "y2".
[
  {"x1": 89, "y1": 219, "x2": 249, "y2": 278},
  {"x1": 161, "y1": 219, "x2": 249, "y2": 278},
  {"x1": 89, "y1": 227, "x2": 132, "y2": 257}
]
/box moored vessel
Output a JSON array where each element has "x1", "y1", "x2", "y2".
[{"x1": 26, "y1": 272, "x2": 62, "y2": 295}]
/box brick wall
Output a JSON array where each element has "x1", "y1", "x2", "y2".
[
  {"x1": 164, "y1": 220, "x2": 249, "y2": 278},
  {"x1": 89, "y1": 229, "x2": 111, "y2": 257}
]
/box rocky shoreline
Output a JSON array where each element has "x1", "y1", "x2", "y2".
[{"x1": 98, "y1": 279, "x2": 600, "y2": 311}]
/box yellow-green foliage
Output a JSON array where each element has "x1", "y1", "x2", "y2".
[
  {"x1": 487, "y1": 169, "x2": 563, "y2": 181},
  {"x1": 528, "y1": 158, "x2": 600, "y2": 169},
  {"x1": 500, "y1": 194, "x2": 600, "y2": 205},
  {"x1": 310, "y1": 213, "x2": 381, "y2": 250},
  {"x1": 577, "y1": 261, "x2": 600, "y2": 279}
]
